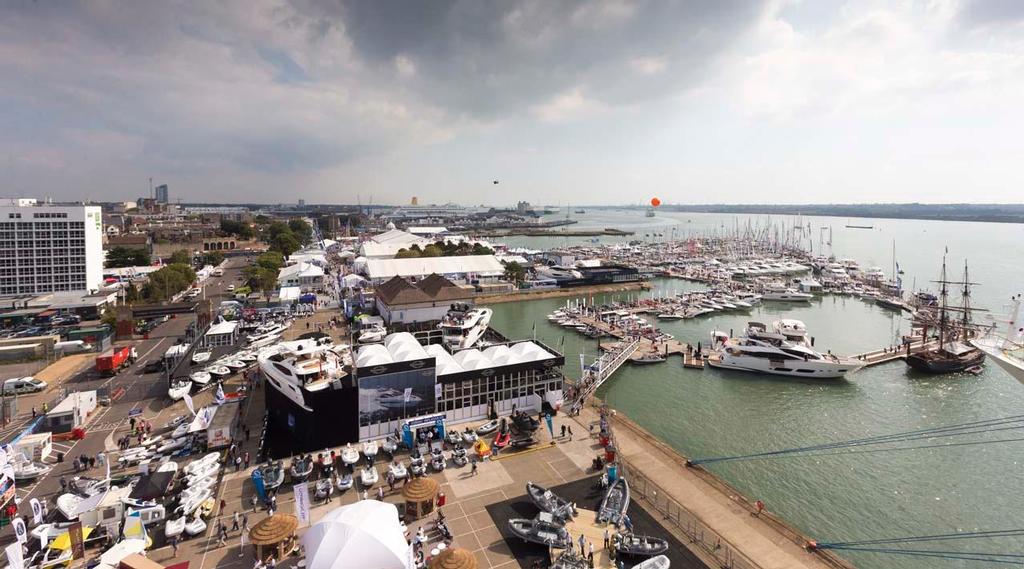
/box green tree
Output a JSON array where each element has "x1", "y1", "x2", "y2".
[
  {"x1": 244, "y1": 266, "x2": 278, "y2": 297},
  {"x1": 169, "y1": 249, "x2": 192, "y2": 265},
  {"x1": 124, "y1": 283, "x2": 140, "y2": 303},
  {"x1": 256, "y1": 251, "x2": 285, "y2": 271},
  {"x1": 395, "y1": 248, "x2": 421, "y2": 259},
  {"x1": 202, "y1": 251, "x2": 225, "y2": 267},
  {"x1": 288, "y1": 219, "x2": 313, "y2": 244},
  {"x1": 143, "y1": 263, "x2": 196, "y2": 302},
  {"x1": 105, "y1": 247, "x2": 151, "y2": 268},
  {"x1": 503, "y1": 261, "x2": 526, "y2": 284},
  {"x1": 270, "y1": 232, "x2": 300, "y2": 256},
  {"x1": 421, "y1": 244, "x2": 443, "y2": 257}
]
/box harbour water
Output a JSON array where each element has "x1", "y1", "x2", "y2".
[{"x1": 488, "y1": 211, "x2": 1024, "y2": 569}]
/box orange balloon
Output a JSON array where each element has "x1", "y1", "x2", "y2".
[{"x1": 650, "y1": 197, "x2": 661, "y2": 207}]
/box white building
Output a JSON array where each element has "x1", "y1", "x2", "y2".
[
  {"x1": 0, "y1": 199, "x2": 104, "y2": 297},
  {"x1": 277, "y1": 262, "x2": 325, "y2": 291},
  {"x1": 204, "y1": 320, "x2": 238, "y2": 348},
  {"x1": 364, "y1": 255, "x2": 505, "y2": 285}
]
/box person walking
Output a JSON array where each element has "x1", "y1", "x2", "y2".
[
  {"x1": 171, "y1": 535, "x2": 179, "y2": 555},
  {"x1": 567, "y1": 425, "x2": 573, "y2": 441},
  {"x1": 560, "y1": 425, "x2": 567, "y2": 438},
  {"x1": 235, "y1": 455, "x2": 242, "y2": 472},
  {"x1": 471, "y1": 459, "x2": 478, "y2": 476},
  {"x1": 603, "y1": 528, "x2": 609, "y2": 550},
  {"x1": 232, "y1": 511, "x2": 240, "y2": 532},
  {"x1": 244, "y1": 451, "x2": 250, "y2": 470}
]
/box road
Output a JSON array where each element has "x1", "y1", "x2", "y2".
[{"x1": 0, "y1": 255, "x2": 252, "y2": 534}]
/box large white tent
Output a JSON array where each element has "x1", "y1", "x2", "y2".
[{"x1": 301, "y1": 501, "x2": 412, "y2": 569}]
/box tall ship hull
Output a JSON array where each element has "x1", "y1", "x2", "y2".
[{"x1": 905, "y1": 348, "x2": 984, "y2": 374}]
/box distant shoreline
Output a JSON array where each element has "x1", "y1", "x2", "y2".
[{"x1": 617, "y1": 203, "x2": 1024, "y2": 224}]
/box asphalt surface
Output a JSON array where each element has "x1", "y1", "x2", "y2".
[{"x1": 0, "y1": 255, "x2": 253, "y2": 544}]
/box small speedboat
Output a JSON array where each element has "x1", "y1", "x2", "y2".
[
  {"x1": 315, "y1": 479, "x2": 334, "y2": 500},
  {"x1": 180, "y1": 477, "x2": 216, "y2": 499},
  {"x1": 185, "y1": 461, "x2": 220, "y2": 485},
  {"x1": 235, "y1": 351, "x2": 257, "y2": 363},
  {"x1": 191, "y1": 350, "x2": 212, "y2": 364},
  {"x1": 597, "y1": 477, "x2": 630, "y2": 526},
  {"x1": 430, "y1": 454, "x2": 446, "y2": 472},
  {"x1": 336, "y1": 473, "x2": 354, "y2": 491},
  {"x1": 261, "y1": 461, "x2": 285, "y2": 490},
  {"x1": 190, "y1": 371, "x2": 212, "y2": 386},
  {"x1": 632, "y1": 353, "x2": 666, "y2": 365},
  {"x1": 633, "y1": 555, "x2": 671, "y2": 569},
  {"x1": 614, "y1": 534, "x2": 670, "y2": 557},
  {"x1": 363, "y1": 440, "x2": 378, "y2": 461},
  {"x1": 388, "y1": 461, "x2": 408, "y2": 480},
  {"x1": 381, "y1": 437, "x2": 398, "y2": 455},
  {"x1": 445, "y1": 431, "x2": 462, "y2": 445},
  {"x1": 222, "y1": 359, "x2": 247, "y2": 370},
  {"x1": 168, "y1": 379, "x2": 193, "y2": 400},
  {"x1": 157, "y1": 436, "x2": 188, "y2": 454},
  {"x1": 290, "y1": 457, "x2": 313, "y2": 481},
  {"x1": 13, "y1": 460, "x2": 51, "y2": 481},
  {"x1": 493, "y1": 431, "x2": 511, "y2": 448},
  {"x1": 360, "y1": 466, "x2": 378, "y2": 487},
  {"x1": 451, "y1": 447, "x2": 468, "y2": 467},
  {"x1": 527, "y1": 481, "x2": 576, "y2": 521},
  {"x1": 508, "y1": 518, "x2": 572, "y2": 549},
  {"x1": 476, "y1": 419, "x2": 499, "y2": 435},
  {"x1": 409, "y1": 456, "x2": 425, "y2": 476},
  {"x1": 510, "y1": 435, "x2": 537, "y2": 449},
  {"x1": 206, "y1": 365, "x2": 231, "y2": 378},
  {"x1": 461, "y1": 429, "x2": 478, "y2": 444},
  {"x1": 340, "y1": 444, "x2": 360, "y2": 466},
  {"x1": 164, "y1": 517, "x2": 186, "y2": 538},
  {"x1": 184, "y1": 515, "x2": 207, "y2": 536},
  {"x1": 56, "y1": 493, "x2": 83, "y2": 520},
  {"x1": 69, "y1": 476, "x2": 106, "y2": 497},
  {"x1": 184, "y1": 452, "x2": 220, "y2": 475},
  {"x1": 175, "y1": 488, "x2": 212, "y2": 516}
]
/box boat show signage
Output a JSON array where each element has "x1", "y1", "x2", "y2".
[
  {"x1": 293, "y1": 483, "x2": 311, "y2": 527},
  {"x1": 4, "y1": 542, "x2": 23, "y2": 569},
  {"x1": 10, "y1": 517, "x2": 25, "y2": 544},
  {"x1": 68, "y1": 522, "x2": 85, "y2": 560}
]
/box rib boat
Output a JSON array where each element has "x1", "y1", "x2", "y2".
[
  {"x1": 508, "y1": 517, "x2": 573, "y2": 549},
  {"x1": 597, "y1": 477, "x2": 630, "y2": 526},
  {"x1": 615, "y1": 534, "x2": 670, "y2": 557}
]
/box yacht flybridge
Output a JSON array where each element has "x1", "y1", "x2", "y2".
[
  {"x1": 709, "y1": 321, "x2": 862, "y2": 379},
  {"x1": 258, "y1": 337, "x2": 352, "y2": 413},
  {"x1": 439, "y1": 303, "x2": 493, "y2": 350}
]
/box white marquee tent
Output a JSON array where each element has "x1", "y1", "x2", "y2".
[{"x1": 301, "y1": 500, "x2": 412, "y2": 569}]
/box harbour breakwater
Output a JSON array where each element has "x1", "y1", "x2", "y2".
[{"x1": 478, "y1": 281, "x2": 649, "y2": 304}]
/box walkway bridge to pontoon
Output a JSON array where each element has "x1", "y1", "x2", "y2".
[{"x1": 572, "y1": 337, "x2": 640, "y2": 406}]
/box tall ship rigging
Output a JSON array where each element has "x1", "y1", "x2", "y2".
[{"x1": 905, "y1": 257, "x2": 985, "y2": 374}]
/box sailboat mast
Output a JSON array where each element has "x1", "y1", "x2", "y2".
[
  {"x1": 961, "y1": 260, "x2": 972, "y2": 338},
  {"x1": 938, "y1": 255, "x2": 948, "y2": 347}
]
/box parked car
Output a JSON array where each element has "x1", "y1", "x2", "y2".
[
  {"x1": 2, "y1": 377, "x2": 47, "y2": 394},
  {"x1": 142, "y1": 360, "x2": 165, "y2": 374}
]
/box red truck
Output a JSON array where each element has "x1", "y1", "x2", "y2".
[{"x1": 95, "y1": 346, "x2": 137, "y2": 376}]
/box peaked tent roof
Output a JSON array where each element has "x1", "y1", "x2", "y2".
[{"x1": 301, "y1": 501, "x2": 411, "y2": 569}]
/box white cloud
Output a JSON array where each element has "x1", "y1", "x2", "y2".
[
  {"x1": 393, "y1": 54, "x2": 416, "y2": 78},
  {"x1": 530, "y1": 87, "x2": 605, "y2": 122},
  {"x1": 630, "y1": 56, "x2": 668, "y2": 75}
]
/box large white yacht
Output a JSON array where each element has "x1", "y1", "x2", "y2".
[
  {"x1": 259, "y1": 336, "x2": 352, "y2": 412},
  {"x1": 439, "y1": 303, "x2": 493, "y2": 350},
  {"x1": 972, "y1": 294, "x2": 1024, "y2": 385},
  {"x1": 760, "y1": 283, "x2": 813, "y2": 302},
  {"x1": 709, "y1": 322, "x2": 863, "y2": 379}
]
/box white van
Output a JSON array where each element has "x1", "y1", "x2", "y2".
[
  {"x1": 2, "y1": 377, "x2": 47, "y2": 394},
  {"x1": 54, "y1": 340, "x2": 92, "y2": 354}
]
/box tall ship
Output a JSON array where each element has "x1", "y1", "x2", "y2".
[
  {"x1": 971, "y1": 294, "x2": 1024, "y2": 384},
  {"x1": 439, "y1": 303, "x2": 493, "y2": 350},
  {"x1": 709, "y1": 321, "x2": 863, "y2": 379},
  {"x1": 905, "y1": 258, "x2": 985, "y2": 374}
]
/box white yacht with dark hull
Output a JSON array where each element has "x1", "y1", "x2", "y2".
[
  {"x1": 439, "y1": 303, "x2": 493, "y2": 350},
  {"x1": 259, "y1": 337, "x2": 351, "y2": 412},
  {"x1": 709, "y1": 322, "x2": 863, "y2": 379}
]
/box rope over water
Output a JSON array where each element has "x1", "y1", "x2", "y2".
[{"x1": 688, "y1": 414, "x2": 1024, "y2": 465}]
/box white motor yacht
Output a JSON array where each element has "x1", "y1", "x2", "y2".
[
  {"x1": 13, "y1": 459, "x2": 51, "y2": 481},
  {"x1": 191, "y1": 350, "x2": 212, "y2": 364},
  {"x1": 439, "y1": 303, "x2": 493, "y2": 350},
  {"x1": 709, "y1": 323, "x2": 863, "y2": 379},
  {"x1": 206, "y1": 365, "x2": 231, "y2": 378},
  {"x1": 358, "y1": 324, "x2": 386, "y2": 344},
  {"x1": 168, "y1": 379, "x2": 192, "y2": 400},
  {"x1": 258, "y1": 337, "x2": 350, "y2": 413},
  {"x1": 972, "y1": 294, "x2": 1024, "y2": 385},
  {"x1": 760, "y1": 284, "x2": 813, "y2": 302}
]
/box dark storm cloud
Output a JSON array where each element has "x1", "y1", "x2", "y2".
[
  {"x1": 333, "y1": 0, "x2": 765, "y2": 117},
  {"x1": 0, "y1": 0, "x2": 766, "y2": 200}
]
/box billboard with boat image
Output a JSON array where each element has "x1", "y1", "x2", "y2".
[{"x1": 357, "y1": 357, "x2": 436, "y2": 425}]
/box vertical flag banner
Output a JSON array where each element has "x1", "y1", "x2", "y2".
[
  {"x1": 5, "y1": 543, "x2": 23, "y2": 569},
  {"x1": 293, "y1": 483, "x2": 311, "y2": 527},
  {"x1": 11, "y1": 517, "x2": 26, "y2": 544},
  {"x1": 29, "y1": 498, "x2": 42, "y2": 524}
]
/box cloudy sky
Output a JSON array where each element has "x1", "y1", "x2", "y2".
[{"x1": 2, "y1": 0, "x2": 1023, "y2": 206}]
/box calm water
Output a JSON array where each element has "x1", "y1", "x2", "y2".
[{"x1": 487, "y1": 211, "x2": 1024, "y2": 569}]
